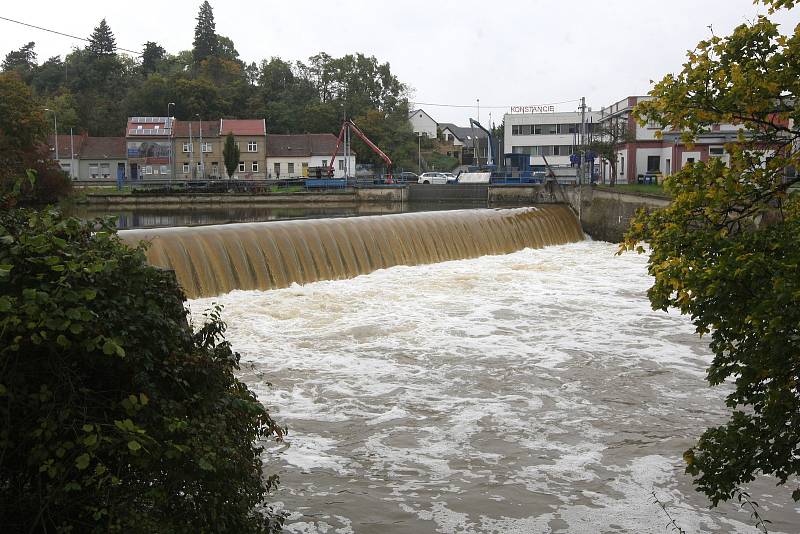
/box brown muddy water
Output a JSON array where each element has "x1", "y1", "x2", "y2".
[{"x1": 189, "y1": 241, "x2": 799, "y2": 533}]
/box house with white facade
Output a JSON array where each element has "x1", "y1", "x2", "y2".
[
  {"x1": 408, "y1": 108, "x2": 438, "y2": 138},
  {"x1": 266, "y1": 134, "x2": 356, "y2": 179}
]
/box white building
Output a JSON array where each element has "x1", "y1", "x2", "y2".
[
  {"x1": 504, "y1": 110, "x2": 601, "y2": 169},
  {"x1": 408, "y1": 109, "x2": 438, "y2": 138},
  {"x1": 266, "y1": 134, "x2": 356, "y2": 179}
]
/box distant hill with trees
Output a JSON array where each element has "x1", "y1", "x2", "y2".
[{"x1": 1, "y1": 0, "x2": 420, "y2": 170}]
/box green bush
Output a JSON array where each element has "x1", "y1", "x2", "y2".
[{"x1": 0, "y1": 207, "x2": 285, "y2": 533}]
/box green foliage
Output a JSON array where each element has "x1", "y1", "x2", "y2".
[
  {"x1": 623, "y1": 2, "x2": 800, "y2": 506},
  {"x1": 0, "y1": 73, "x2": 71, "y2": 205},
  {"x1": 193, "y1": 1, "x2": 219, "y2": 66},
  {"x1": 2, "y1": 41, "x2": 37, "y2": 82},
  {"x1": 88, "y1": 18, "x2": 117, "y2": 56},
  {"x1": 0, "y1": 206, "x2": 285, "y2": 532},
  {"x1": 141, "y1": 41, "x2": 166, "y2": 75},
  {"x1": 223, "y1": 133, "x2": 240, "y2": 178}
]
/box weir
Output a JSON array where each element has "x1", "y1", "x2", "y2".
[{"x1": 119, "y1": 205, "x2": 583, "y2": 298}]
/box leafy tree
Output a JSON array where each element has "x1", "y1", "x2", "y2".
[
  {"x1": 623, "y1": 0, "x2": 800, "y2": 506},
  {"x1": 44, "y1": 91, "x2": 81, "y2": 134},
  {"x1": 0, "y1": 72, "x2": 70, "y2": 204},
  {"x1": 223, "y1": 132, "x2": 240, "y2": 178},
  {"x1": 588, "y1": 120, "x2": 634, "y2": 185},
  {"x1": 141, "y1": 41, "x2": 166, "y2": 75},
  {"x1": 0, "y1": 205, "x2": 285, "y2": 532},
  {"x1": 193, "y1": 1, "x2": 218, "y2": 65},
  {"x1": 31, "y1": 55, "x2": 66, "y2": 95},
  {"x1": 88, "y1": 18, "x2": 117, "y2": 56},
  {"x1": 2, "y1": 42, "x2": 37, "y2": 82}
]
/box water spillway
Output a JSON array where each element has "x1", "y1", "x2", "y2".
[{"x1": 119, "y1": 205, "x2": 583, "y2": 298}]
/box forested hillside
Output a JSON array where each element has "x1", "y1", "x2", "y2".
[{"x1": 1, "y1": 1, "x2": 421, "y2": 168}]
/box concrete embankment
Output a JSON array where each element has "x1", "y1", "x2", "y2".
[
  {"x1": 81, "y1": 186, "x2": 407, "y2": 206},
  {"x1": 564, "y1": 185, "x2": 671, "y2": 242}
]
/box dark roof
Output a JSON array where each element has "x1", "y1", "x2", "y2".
[
  {"x1": 47, "y1": 134, "x2": 85, "y2": 158},
  {"x1": 172, "y1": 120, "x2": 220, "y2": 138},
  {"x1": 266, "y1": 133, "x2": 354, "y2": 157},
  {"x1": 438, "y1": 123, "x2": 487, "y2": 147},
  {"x1": 81, "y1": 137, "x2": 126, "y2": 160},
  {"x1": 220, "y1": 119, "x2": 266, "y2": 136}
]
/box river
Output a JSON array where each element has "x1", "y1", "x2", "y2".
[{"x1": 190, "y1": 240, "x2": 798, "y2": 533}]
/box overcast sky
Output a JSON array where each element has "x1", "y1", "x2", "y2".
[{"x1": 2, "y1": 1, "x2": 798, "y2": 125}]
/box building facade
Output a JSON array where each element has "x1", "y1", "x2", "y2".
[
  {"x1": 47, "y1": 134, "x2": 126, "y2": 181},
  {"x1": 172, "y1": 120, "x2": 221, "y2": 179},
  {"x1": 219, "y1": 119, "x2": 268, "y2": 179},
  {"x1": 503, "y1": 110, "x2": 600, "y2": 169},
  {"x1": 408, "y1": 109, "x2": 438, "y2": 138},
  {"x1": 598, "y1": 96, "x2": 741, "y2": 184},
  {"x1": 126, "y1": 117, "x2": 173, "y2": 180},
  {"x1": 265, "y1": 134, "x2": 356, "y2": 179}
]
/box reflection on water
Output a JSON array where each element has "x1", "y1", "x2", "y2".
[{"x1": 64, "y1": 202, "x2": 489, "y2": 229}]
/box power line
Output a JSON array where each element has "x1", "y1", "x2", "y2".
[
  {"x1": 410, "y1": 98, "x2": 582, "y2": 110},
  {"x1": 0, "y1": 15, "x2": 141, "y2": 55}
]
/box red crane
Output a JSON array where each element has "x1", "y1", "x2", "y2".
[{"x1": 329, "y1": 119, "x2": 393, "y2": 183}]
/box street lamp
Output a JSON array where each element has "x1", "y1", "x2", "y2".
[
  {"x1": 43, "y1": 108, "x2": 58, "y2": 161},
  {"x1": 418, "y1": 132, "x2": 422, "y2": 174},
  {"x1": 195, "y1": 113, "x2": 204, "y2": 179},
  {"x1": 167, "y1": 102, "x2": 176, "y2": 184}
]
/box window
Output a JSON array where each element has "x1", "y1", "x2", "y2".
[
  {"x1": 534, "y1": 125, "x2": 543, "y2": 135},
  {"x1": 160, "y1": 165, "x2": 168, "y2": 175},
  {"x1": 252, "y1": 161, "x2": 259, "y2": 172},
  {"x1": 545, "y1": 124, "x2": 557, "y2": 135},
  {"x1": 287, "y1": 162, "x2": 294, "y2": 174},
  {"x1": 512, "y1": 125, "x2": 520, "y2": 135},
  {"x1": 647, "y1": 155, "x2": 660, "y2": 172},
  {"x1": 339, "y1": 159, "x2": 345, "y2": 171},
  {"x1": 182, "y1": 163, "x2": 189, "y2": 173},
  {"x1": 153, "y1": 166, "x2": 160, "y2": 175},
  {"x1": 211, "y1": 162, "x2": 219, "y2": 176},
  {"x1": 620, "y1": 156, "x2": 625, "y2": 175},
  {"x1": 520, "y1": 125, "x2": 532, "y2": 135},
  {"x1": 247, "y1": 141, "x2": 258, "y2": 152},
  {"x1": 89, "y1": 164, "x2": 99, "y2": 178},
  {"x1": 274, "y1": 162, "x2": 281, "y2": 176},
  {"x1": 553, "y1": 146, "x2": 560, "y2": 156},
  {"x1": 235, "y1": 142, "x2": 240, "y2": 150},
  {"x1": 100, "y1": 163, "x2": 110, "y2": 177},
  {"x1": 145, "y1": 165, "x2": 153, "y2": 175},
  {"x1": 202, "y1": 142, "x2": 212, "y2": 153},
  {"x1": 710, "y1": 147, "x2": 724, "y2": 156},
  {"x1": 238, "y1": 161, "x2": 245, "y2": 172},
  {"x1": 183, "y1": 142, "x2": 192, "y2": 153},
  {"x1": 321, "y1": 160, "x2": 327, "y2": 168},
  {"x1": 302, "y1": 162, "x2": 308, "y2": 176},
  {"x1": 687, "y1": 157, "x2": 695, "y2": 164},
  {"x1": 665, "y1": 158, "x2": 671, "y2": 175}
]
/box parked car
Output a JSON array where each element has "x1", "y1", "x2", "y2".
[
  {"x1": 394, "y1": 171, "x2": 418, "y2": 183},
  {"x1": 418, "y1": 172, "x2": 449, "y2": 184}
]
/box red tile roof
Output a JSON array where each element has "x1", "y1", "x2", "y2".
[
  {"x1": 172, "y1": 120, "x2": 220, "y2": 138},
  {"x1": 266, "y1": 133, "x2": 354, "y2": 157},
  {"x1": 47, "y1": 134, "x2": 86, "y2": 158},
  {"x1": 219, "y1": 119, "x2": 266, "y2": 136},
  {"x1": 81, "y1": 137, "x2": 126, "y2": 160}
]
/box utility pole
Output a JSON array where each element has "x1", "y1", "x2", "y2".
[
  {"x1": 578, "y1": 96, "x2": 587, "y2": 222},
  {"x1": 189, "y1": 122, "x2": 194, "y2": 180},
  {"x1": 418, "y1": 132, "x2": 422, "y2": 174},
  {"x1": 167, "y1": 102, "x2": 175, "y2": 185},
  {"x1": 477, "y1": 98, "x2": 480, "y2": 124},
  {"x1": 69, "y1": 127, "x2": 75, "y2": 180},
  {"x1": 196, "y1": 114, "x2": 204, "y2": 179}
]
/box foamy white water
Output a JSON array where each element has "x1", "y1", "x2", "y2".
[{"x1": 191, "y1": 241, "x2": 797, "y2": 533}]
